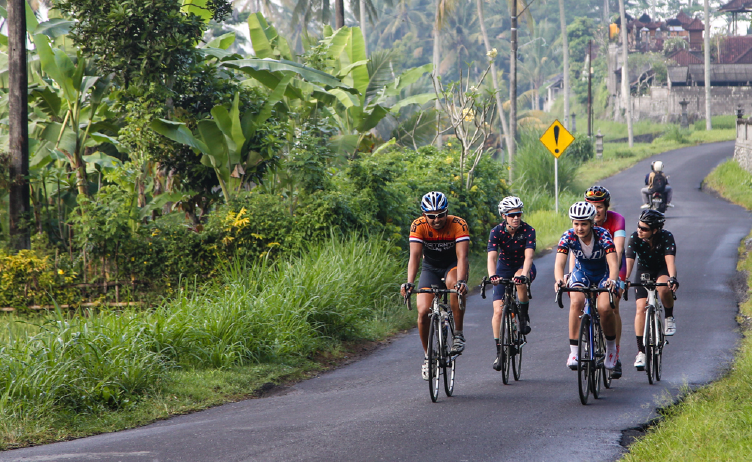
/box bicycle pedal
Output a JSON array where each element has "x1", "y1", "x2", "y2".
[{"x1": 636, "y1": 366, "x2": 645, "y2": 371}]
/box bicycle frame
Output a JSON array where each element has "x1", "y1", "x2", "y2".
[{"x1": 629, "y1": 276, "x2": 675, "y2": 383}]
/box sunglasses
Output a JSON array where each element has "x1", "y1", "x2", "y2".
[
  {"x1": 506, "y1": 212, "x2": 523, "y2": 218},
  {"x1": 585, "y1": 190, "x2": 606, "y2": 199},
  {"x1": 637, "y1": 225, "x2": 652, "y2": 232},
  {"x1": 425, "y1": 211, "x2": 447, "y2": 219}
]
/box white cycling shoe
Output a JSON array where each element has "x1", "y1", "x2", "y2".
[
  {"x1": 567, "y1": 353, "x2": 578, "y2": 370},
  {"x1": 665, "y1": 316, "x2": 676, "y2": 336},
  {"x1": 634, "y1": 352, "x2": 646, "y2": 370},
  {"x1": 640, "y1": 204, "x2": 650, "y2": 209},
  {"x1": 421, "y1": 358, "x2": 429, "y2": 381},
  {"x1": 604, "y1": 348, "x2": 618, "y2": 370}
]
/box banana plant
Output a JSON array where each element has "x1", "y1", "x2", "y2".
[
  {"x1": 151, "y1": 80, "x2": 291, "y2": 203},
  {"x1": 224, "y1": 13, "x2": 436, "y2": 156},
  {"x1": 30, "y1": 34, "x2": 115, "y2": 196}
]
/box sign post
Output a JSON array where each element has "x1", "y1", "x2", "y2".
[{"x1": 539, "y1": 120, "x2": 575, "y2": 213}]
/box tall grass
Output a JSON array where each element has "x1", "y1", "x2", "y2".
[
  {"x1": 0, "y1": 236, "x2": 404, "y2": 421},
  {"x1": 514, "y1": 129, "x2": 580, "y2": 198}
]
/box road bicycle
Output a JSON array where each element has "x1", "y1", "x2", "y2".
[
  {"x1": 405, "y1": 285, "x2": 464, "y2": 402},
  {"x1": 480, "y1": 276, "x2": 532, "y2": 384},
  {"x1": 556, "y1": 285, "x2": 615, "y2": 405},
  {"x1": 626, "y1": 274, "x2": 676, "y2": 384}
]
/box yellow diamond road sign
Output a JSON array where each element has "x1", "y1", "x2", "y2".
[{"x1": 540, "y1": 120, "x2": 574, "y2": 159}]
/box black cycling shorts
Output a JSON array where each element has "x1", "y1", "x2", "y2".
[
  {"x1": 633, "y1": 266, "x2": 669, "y2": 300},
  {"x1": 418, "y1": 261, "x2": 458, "y2": 290}
]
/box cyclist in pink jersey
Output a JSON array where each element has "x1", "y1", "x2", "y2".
[{"x1": 584, "y1": 186, "x2": 626, "y2": 379}]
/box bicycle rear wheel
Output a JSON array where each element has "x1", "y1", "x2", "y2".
[
  {"x1": 443, "y1": 318, "x2": 456, "y2": 396},
  {"x1": 645, "y1": 306, "x2": 656, "y2": 385},
  {"x1": 591, "y1": 318, "x2": 603, "y2": 399},
  {"x1": 578, "y1": 314, "x2": 592, "y2": 405},
  {"x1": 427, "y1": 316, "x2": 441, "y2": 402},
  {"x1": 653, "y1": 315, "x2": 663, "y2": 382},
  {"x1": 500, "y1": 306, "x2": 513, "y2": 384}
]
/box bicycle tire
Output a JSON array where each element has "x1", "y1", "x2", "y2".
[
  {"x1": 591, "y1": 318, "x2": 603, "y2": 399},
  {"x1": 500, "y1": 306, "x2": 512, "y2": 385},
  {"x1": 427, "y1": 316, "x2": 441, "y2": 402},
  {"x1": 443, "y1": 315, "x2": 456, "y2": 396},
  {"x1": 645, "y1": 306, "x2": 655, "y2": 385},
  {"x1": 512, "y1": 329, "x2": 523, "y2": 382},
  {"x1": 578, "y1": 314, "x2": 592, "y2": 405},
  {"x1": 654, "y1": 314, "x2": 663, "y2": 382}
]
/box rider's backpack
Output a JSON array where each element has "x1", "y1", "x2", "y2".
[{"x1": 650, "y1": 172, "x2": 667, "y2": 193}]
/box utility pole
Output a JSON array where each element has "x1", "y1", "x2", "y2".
[
  {"x1": 433, "y1": 0, "x2": 442, "y2": 149},
  {"x1": 8, "y1": 0, "x2": 31, "y2": 251},
  {"x1": 704, "y1": 0, "x2": 712, "y2": 130},
  {"x1": 335, "y1": 0, "x2": 344, "y2": 29},
  {"x1": 618, "y1": 0, "x2": 634, "y2": 147},
  {"x1": 588, "y1": 40, "x2": 593, "y2": 137},
  {"x1": 510, "y1": 0, "x2": 517, "y2": 182},
  {"x1": 558, "y1": 0, "x2": 569, "y2": 130}
]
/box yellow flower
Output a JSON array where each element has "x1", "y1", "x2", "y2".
[
  {"x1": 57, "y1": 269, "x2": 64, "y2": 275},
  {"x1": 487, "y1": 48, "x2": 498, "y2": 59},
  {"x1": 447, "y1": 142, "x2": 452, "y2": 147}
]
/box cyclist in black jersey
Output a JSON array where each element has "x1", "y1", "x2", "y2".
[{"x1": 624, "y1": 209, "x2": 679, "y2": 370}]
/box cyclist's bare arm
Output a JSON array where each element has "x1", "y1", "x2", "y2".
[
  {"x1": 665, "y1": 255, "x2": 677, "y2": 279},
  {"x1": 487, "y1": 250, "x2": 499, "y2": 278},
  {"x1": 402, "y1": 242, "x2": 423, "y2": 296},
  {"x1": 613, "y1": 236, "x2": 625, "y2": 265},
  {"x1": 554, "y1": 252, "x2": 568, "y2": 290},
  {"x1": 522, "y1": 248, "x2": 534, "y2": 279},
  {"x1": 606, "y1": 252, "x2": 619, "y2": 282},
  {"x1": 625, "y1": 257, "x2": 636, "y2": 281},
  {"x1": 455, "y1": 240, "x2": 470, "y2": 293}
]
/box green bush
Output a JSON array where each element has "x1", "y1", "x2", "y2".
[
  {"x1": 566, "y1": 134, "x2": 595, "y2": 164},
  {"x1": 614, "y1": 150, "x2": 635, "y2": 158},
  {"x1": 660, "y1": 125, "x2": 691, "y2": 144}
]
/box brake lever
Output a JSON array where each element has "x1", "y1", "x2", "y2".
[{"x1": 480, "y1": 276, "x2": 487, "y2": 299}]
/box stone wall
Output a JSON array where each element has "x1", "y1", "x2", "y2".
[
  {"x1": 622, "y1": 86, "x2": 752, "y2": 123},
  {"x1": 734, "y1": 119, "x2": 752, "y2": 173}
]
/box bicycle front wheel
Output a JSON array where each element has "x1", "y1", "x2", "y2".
[
  {"x1": 443, "y1": 319, "x2": 456, "y2": 396},
  {"x1": 653, "y1": 315, "x2": 663, "y2": 382},
  {"x1": 591, "y1": 318, "x2": 603, "y2": 399},
  {"x1": 512, "y1": 317, "x2": 523, "y2": 382},
  {"x1": 645, "y1": 306, "x2": 656, "y2": 385},
  {"x1": 578, "y1": 314, "x2": 592, "y2": 405},
  {"x1": 427, "y1": 316, "x2": 441, "y2": 402},
  {"x1": 500, "y1": 306, "x2": 513, "y2": 384}
]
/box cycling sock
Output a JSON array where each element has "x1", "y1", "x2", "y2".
[
  {"x1": 455, "y1": 330, "x2": 463, "y2": 337},
  {"x1": 570, "y1": 344, "x2": 578, "y2": 355},
  {"x1": 606, "y1": 339, "x2": 616, "y2": 352},
  {"x1": 605, "y1": 334, "x2": 616, "y2": 341},
  {"x1": 664, "y1": 307, "x2": 674, "y2": 318},
  {"x1": 569, "y1": 339, "x2": 578, "y2": 346},
  {"x1": 636, "y1": 336, "x2": 645, "y2": 353}
]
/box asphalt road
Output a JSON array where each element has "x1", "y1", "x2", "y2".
[{"x1": 3, "y1": 141, "x2": 749, "y2": 462}]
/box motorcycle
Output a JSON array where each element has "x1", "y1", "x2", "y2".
[{"x1": 649, "y1": 191, "x2": 667, "y2": 213}]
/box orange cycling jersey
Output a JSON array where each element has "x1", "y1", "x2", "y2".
[{"x1": 409, "y1": 215, "x2": 470, "y2": 267}]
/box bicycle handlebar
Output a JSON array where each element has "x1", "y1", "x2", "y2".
[
  {"x1": 625, "y1": 281, "x2": 677, "y2": 301},
  {"x1": 403, "y1": 287, "x2": 461, "y2": 311},
  {"x1": 479, "y1": 276, "x2": 532, "y2": 300},
  {"x1": 555, "y1": 286, "x2": 615, "y2": 310}
]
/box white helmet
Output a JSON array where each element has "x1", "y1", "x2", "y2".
[
  {"x1": 498, "y1": 196, "x2": 524, "y2": 216},
  {"x1": 652, "y1": 160, "x2": 664, "y2": 172},
  {"x1": 568, "y1": 201, "x2": 597, "y2": 222}
]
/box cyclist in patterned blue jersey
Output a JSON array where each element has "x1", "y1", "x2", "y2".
[{"x1": 554, "y1": 202, "x2": 620, "y2": 371}]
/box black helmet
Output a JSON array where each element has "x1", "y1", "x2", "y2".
[
  {"x1": 638, "y1": 209, "x2": 665, "y2": 229},
  {"x1": 584, "y1": 185, "x2": 611, "y2": 207}
]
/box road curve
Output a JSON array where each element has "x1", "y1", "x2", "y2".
[{"x1": 3, "y1": 141, "x2": 749, "y2": 462}]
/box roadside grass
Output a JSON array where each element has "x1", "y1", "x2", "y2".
[
  {"x1": 623, "y1": 159, "x2": 752, "y2": 460},
  {"x1": 0, "y1": 236, "x2": 413, "y2": 449}
]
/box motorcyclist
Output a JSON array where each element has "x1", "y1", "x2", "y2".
[{"x1": 640, "y1": 160, "x2": 673, "y2": 209}]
